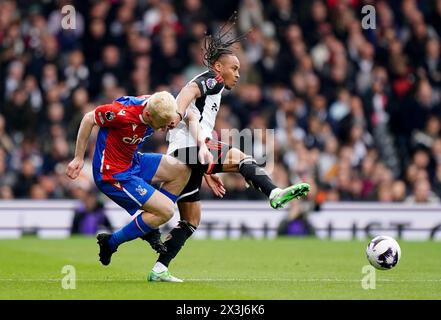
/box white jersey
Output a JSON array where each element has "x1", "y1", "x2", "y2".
[{"x1": 167, "y1": 70, "x2": 225, "y2": 154}]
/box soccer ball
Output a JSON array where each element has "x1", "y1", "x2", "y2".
[{"x1": 366, "y1": 236, "x2": 401, "y2": 270}]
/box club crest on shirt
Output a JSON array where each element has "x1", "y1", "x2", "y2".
[
  {"x1": 105, "y1": 111, "x2": 115, "y2": 121},
  {"x1": 206, "y1": 78, "x2": 217, "y2": 89},
  {"x1": 136, "y1": 185, "x2": 147, "y2": 196}
]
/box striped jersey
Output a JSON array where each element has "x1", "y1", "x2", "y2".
[{"x1": 167, "y1": 70, "x2": 224, "y2": 153}]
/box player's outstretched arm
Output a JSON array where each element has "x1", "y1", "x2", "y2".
[
  {"x1": 176, "y1": 82, "x2": 201, "y2": 116},
  {"x1": 66, "y1": 111, "x2": 96, "y2": 179},
  {"x1": 177, "y1": 83, "x2": 213, "y2": 165},
  {"x1": 185, "y1": 111, "x2": 212, "y2": 165}
]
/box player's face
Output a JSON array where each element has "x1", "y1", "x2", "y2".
[
  {"x1": 218, "y1": 55, "x2": 240, "y2": 90},
  {"x1": 144, "y1": 111, "x2": 173, "y2": 131},
  {"x1": 154, "y1": 117, "x2": 174, "y2": 132}
]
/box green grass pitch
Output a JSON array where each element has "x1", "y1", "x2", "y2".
[{"x1": 0, "y1": 237, "x2": 440, "y2": 299}]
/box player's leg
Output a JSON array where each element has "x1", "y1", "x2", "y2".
[
  {"x1": 96, "y1": 153, "x2": 190, "y2": 265},
  {"x1": 149, "y1": 154, "x2": 191, "y2": 197},
  {"x1": 221, "y1": 147, "x2": 310, "y2": 209},
  {"x1": 148, "y1": 202, "x2": 201, "y2": 282},
  {"x1": 145, "y1": 164, "x2": 204, "y2": 282},
  {"x1": 136, "y1": 153, "x2": 191, "y2": 254},
  {"x1": 96, "y1": 177, "x2": 177, "y2": 266},
  {"x1": 162, "y1": 201, "x2": 200, "y2": 264},
  {"x1": 106, "y1": 190, "x2": 176, "y2": 252}
]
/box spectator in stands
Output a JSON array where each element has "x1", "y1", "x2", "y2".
[
  {"x1": 277, "y1": 201, "x2": 315, "y2": 237},
  {"x1": 0, "y1": 0, "x2": 440, "y2": 206},
  {"x1": 70, "y1": 191, "x2": 112, "y2": 236},
  {"x1": 432, "y1": 163, "x2": 441, "y2": 197},
  {"x1": 405, "y1": 179, "x2": 441, "y2": 203},
  {"x1": 13, "y1": 158, "x2": 38, "y2": 198},
  {"x1": 392, "y1": 180, "x2": 407, "y2": 202}
]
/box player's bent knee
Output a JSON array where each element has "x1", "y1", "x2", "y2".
[
  {"x1": 235, "y1": 148, "x2": 247, "y2": 158},
  {"x1": 153, "y1": 205, "x2": 174, "y2": 225},
  {"x1": 229, "y1": 148, "x2": 247, "y2": 163},
  {"x1": 152, "y1": 197, "x2": 175, "y2": 222},
  {"x1": 239, "y1": 154, "x2": 256, "y2": 166},
  {"x1": 239, "y1": 151, "x2": 251, "y2": 161},
  {"x1": 162, "y1": 202, "x2": 175, "y2": 221},
  {"x1": 142, "y1": 193, "x2": 175, "y2": 223}
]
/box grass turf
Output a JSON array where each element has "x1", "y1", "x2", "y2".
[{"x1": 0, "y1": 237, "x2": 440, "y2": 300}]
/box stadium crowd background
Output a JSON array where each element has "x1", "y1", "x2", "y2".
[{"x1": 1, "y1": 0, "x2": 441, "y2": 209}]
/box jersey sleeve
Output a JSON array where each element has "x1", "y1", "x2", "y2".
[
  {"x1": 193, "y1": 72, "x2": 224, "y2": 97},
  {"x1": 94, "y1": 103, "x2": 124, "y2": 127}
]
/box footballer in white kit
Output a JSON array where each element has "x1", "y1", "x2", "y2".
[{"x1": 142, "y1": 13, "x2": 311, "y2": 283}]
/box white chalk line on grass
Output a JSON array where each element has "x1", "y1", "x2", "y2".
[
  {"x1": 186, "y1": 278, "x2": 441, "y2": 283},
  {"x1": 0, "y1": 278, "x2": 440, "y2": 283}
]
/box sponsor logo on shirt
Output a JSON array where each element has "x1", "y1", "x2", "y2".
[{"x1": 122, "y1": 134, "x2": 149, "y2": 145}]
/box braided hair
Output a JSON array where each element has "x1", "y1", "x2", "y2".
[{"x1": 203, "y1": 11, "x2": 248, "y2": 69}]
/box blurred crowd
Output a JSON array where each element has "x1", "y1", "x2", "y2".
[{"x1": 1, "y1": 0, "x2": 441, "y2": 206}]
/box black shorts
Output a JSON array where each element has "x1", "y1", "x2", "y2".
[{"x1": 172, "y1": 138, "x2": 231, "y2": 203}]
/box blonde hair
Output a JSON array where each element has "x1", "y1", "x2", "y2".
[{"x1": 146, "y1": 91, "x2": 177, "y2": 123}]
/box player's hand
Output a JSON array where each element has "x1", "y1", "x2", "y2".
[
  {"x1": 198, "y1": 145, "x2": 213, "y2": 165},
  {"x1": 204, "y1": 173, "x2": 226, "y2": 198},
  {"x1": 66, "y1": 157, "x2": 84, "y2": 180},
  {"x1": 168, "y1": 113, "x2": 182, "y2": 129}
]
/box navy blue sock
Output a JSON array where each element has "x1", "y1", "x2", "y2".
[{"x1": 108, "y1": 214, "x2": 152, "y2": 251}]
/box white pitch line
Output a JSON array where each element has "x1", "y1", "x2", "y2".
[
  {"x1": 0, "y1": 279, "x2": 139, "y2": 282},
  {"x1": 0, "y1": 278, "x2": 441, "y2": 283},
  {"x1": 185, "y1": 279, "x2": 441, "y2": 283}
]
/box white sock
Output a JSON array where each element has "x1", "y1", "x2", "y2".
[
  {"x1": 153, "y1": 262, "x2": 168, "y2": 273},
  {"x1": 269, "y1": 188, "x2": 281, "y2": 200}
]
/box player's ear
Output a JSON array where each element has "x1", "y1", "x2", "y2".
[
  {"x1": 213, "y1": 60, "x2": 222, "y2": 73},
  {"x1": 143, "y1": 109, "x2": 152, "y2": 125}
]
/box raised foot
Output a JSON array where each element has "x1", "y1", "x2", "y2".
[{"x1": 270, "y1": 182, "x2": 311, "y2": 209}]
